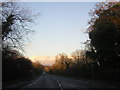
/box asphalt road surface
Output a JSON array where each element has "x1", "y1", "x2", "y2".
[{"x1": 21, "y1": 72, "x2": 119, "y2": 90}]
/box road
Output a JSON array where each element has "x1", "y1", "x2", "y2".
[{"x1": 21, "y1": 72, "x2": 119, "y2": 90}]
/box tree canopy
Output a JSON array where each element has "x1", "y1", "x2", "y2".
[
  {"x1": 1, "y1": 1, "x2": 37, "y2": 51},
  {"x1": 2, "y1": 1, "x2": 43, "y2": 83},
  {"x1": 86, "y1": 2, "x2": 120, "y2": 68}
]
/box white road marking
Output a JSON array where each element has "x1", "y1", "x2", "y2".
[
  {"x1": 21, "y1": 75, "x2": 43, "y2": 89},
  {"x1": 56, "y1": 80, "x2": 63, "y2": 90},
  {"x1": 21, "y1": 81, "x2": 36, "y2": 89}
]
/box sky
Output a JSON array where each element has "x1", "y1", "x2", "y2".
[{"x1": 20, "y1": 2, "x2": 97, "y2": 65}]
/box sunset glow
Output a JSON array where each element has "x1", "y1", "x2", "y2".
[
  {"x1": 29, "y1": 56, "x2": 55, "y2": 66},
  {"x1": 22, "y1": 2, "x2": 98, "y2": 66}
]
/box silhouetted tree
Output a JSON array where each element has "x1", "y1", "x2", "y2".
[
  {"x1": 2, "y1": 49, "x2": 43, "y2": 82},
  {"x1": 1, "y1": 1, "x2": 43, "y2": 84},
  {"x1": 71, "y1": 50, "x2": 82, "y2": 62},
  {"x1": 71, "y1": 50, "x2": 89, "y2": 63},
  {"x1": 1, "y1": 1, "x2": 38, "y2": 51},
  {"x1": 86, "y1": 2, "x2": 120, "y2": 68},
  {"x1": 55, "y1": 53, "x2": 72, "y2": 70}
]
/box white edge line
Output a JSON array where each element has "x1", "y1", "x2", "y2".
[{"x1": 57, "y1": 80, "x2": 63, "y2": 90}]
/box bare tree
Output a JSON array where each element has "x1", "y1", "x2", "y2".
[
  {"x1": 55, "y1": 53, "x2": 72, "y2": 70},
  {"x1": 1, "y1": 1, "x2": 38, "y2": 51}
]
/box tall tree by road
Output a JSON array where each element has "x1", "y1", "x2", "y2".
[
  {"x1": 86, "y1": 2, "x2": 120, "y2": 68},
  {"x1": 1, "y1": 1, "x2": 42, "y2": 83},
  {"x1": 1, "y1": 1, "x2": 38, "y2": 51}
]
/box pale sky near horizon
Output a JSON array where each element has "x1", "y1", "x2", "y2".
[{"x1": 20, "y1": 2, "x2": 97, "y2": 65}]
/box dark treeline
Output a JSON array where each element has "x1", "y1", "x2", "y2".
[
  {"x1": 1, "y1": 1, "x2": 43, "y2": 83},
  {"x1": 48, "y1": 50, "x2": 119, "y2": 82},
  {"x1": 2, "y1": 48, "x2": 43, "y2": 82},
  {"x1": 48, "y1": 2, "x2": 120, "y2": 83}
]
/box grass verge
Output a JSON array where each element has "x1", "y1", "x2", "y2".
[{"x1": 2, "y1": 74, "x2": 42, "y2": 88}]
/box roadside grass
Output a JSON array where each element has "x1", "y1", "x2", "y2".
[
  {"x1": 2, "y1": 74, "x2": 42, "y2": 88},
  {"x1": 69, "y1": 75, "x2": 120, "y2": 88},
  {"x1": 49, "y1": 73, "x2": 120, "y2": 88}
]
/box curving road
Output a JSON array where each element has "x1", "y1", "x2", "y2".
[{"x1": 21, "y1": 72, "x2": 119, "y2": 90}]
